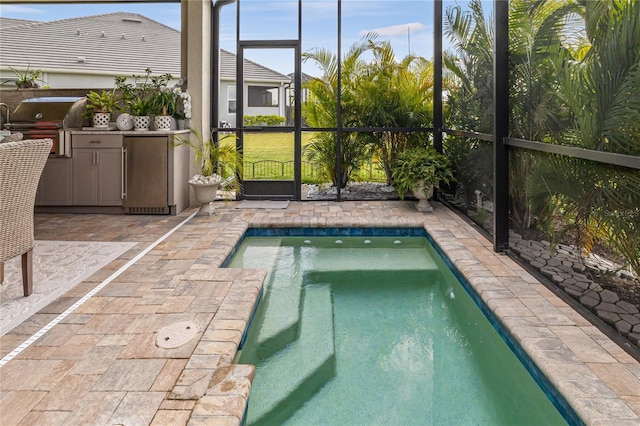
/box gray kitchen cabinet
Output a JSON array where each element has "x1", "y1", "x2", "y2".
[
  {"x1": 122, "y1": 135, "x2": 189, "y2": 214},
  {"x1": 72, "y1": 134, "x2": 123, "y2": 206},
  {"x1": 36, "y1": 157, "x2": 73, "y2": 205}
]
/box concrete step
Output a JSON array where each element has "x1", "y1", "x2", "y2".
[{"x1": 247, "y1": 284, "x2": 336, "y2": 426}]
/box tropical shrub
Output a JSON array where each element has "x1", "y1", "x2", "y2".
[
  {"x1": 302, "y1": 35, "x2": 435, "y2": 187},
  {"x1": 443, "y1": 0, "x2": 640, "y2": 278},
  {"x1": 302, "y1": 39, "x2": 372, "y2": 187},
  {"x1": 391, "y1": 146, "x2": 454, "y2": 200},
  {"x1": 244, "y1": 115, "x2": 285, "y2": 126}
]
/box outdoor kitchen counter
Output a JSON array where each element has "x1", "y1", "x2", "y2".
[
  {"x1": 36, "y1": 130, "x2": 192, "y2": 215},
  {"x1": 69, "y1": 129, "x2": 191, "y2": 135}
]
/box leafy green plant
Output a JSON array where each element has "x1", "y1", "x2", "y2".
[
  {"x1": 148, "y1": 73, "x2": 176, "y2": 116},
  {"x1": 1, "y1": 64, "x2": 43, "y2": 89},
  {"x1": 128, "y1": 96, "x2": 152, "y2": 116},
  {"x1": 243, "y1": 115, "x2": 286, "y2": 126},
  {"x1": 349, "y1": 39, "x2": 434, "y2": 184},
  {"x1": 174, "y1": 128, "x2": 243, "y2": 192},
  {"x1": 391, "y1": 147, "x2": 454, "y2": 200},
  {"x1": 125, "y1": 68, "x2": 155, "y2": 116},
  {"x1": 114, "y1": 76, "x2": 137, "y2": 114},
  {"x1": 301, "y1": 38, "x2": 372, "y2": 187},
  {"x1": 83, "y1": 90, "x2": 119, "y2": 118}
]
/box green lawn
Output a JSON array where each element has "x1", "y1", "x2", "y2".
[{"x1": 221, "y1": 132, "x2": 385, "y2": 183}]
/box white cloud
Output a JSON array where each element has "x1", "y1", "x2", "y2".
[
  {"x1": 0, "y1": 5, "x2": 47, "y2": 15},
  {"x1": 360, "y1": 22, "x2": 427, "y2": 37}
]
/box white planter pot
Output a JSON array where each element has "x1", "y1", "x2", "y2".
[
  {"x1": 154, "y1": 115, "x2": 172, "y2": 130},
  {"x1": 411, "y1": 180, "x2": 434, "y2": 212},
  {"x1": 93, "y1": 112, "x2": 110, "y2": 128},
  {"x1": 190, "y1": 181, "x2": 219, "y2": 216},
  {"x1": 133, "y1": 115, "x2": 150, "y2": 131}
]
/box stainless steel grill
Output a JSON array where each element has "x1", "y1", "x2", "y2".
[{"x1": 4, "y1": 97, "x2": 87, "y2": 157}]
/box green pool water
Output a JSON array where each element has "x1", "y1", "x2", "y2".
[{"x1": 227, "y1": 236, "x2": 568, "y2": 426}]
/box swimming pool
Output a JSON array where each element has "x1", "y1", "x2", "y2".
[{"x1": 226, "y1": 229, "x2": 575, "y2": 425}]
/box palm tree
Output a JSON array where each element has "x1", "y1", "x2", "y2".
[
  {"x1": 442, "y1": 0, "x2": 497, "y2": 213},
  {"x1": 543, "y1": 0, "x2": 640, "y2": 276},
  {"x1": 443, "y1": 0, "x2": 495, "y2": 133},
  {"x1": 353, "y1": 40, "x2": 434, "y2": 184},
  {"x1": 302, "y1": 39, "x2": 371, "y2": 187}
]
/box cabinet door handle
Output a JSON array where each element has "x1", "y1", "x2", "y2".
[
  {"x1": 93, "y1": 150, "x2": 97, "y2": 166},
  {"x1": 122, "y1": 147, "x2": 127, "y2": 199}
]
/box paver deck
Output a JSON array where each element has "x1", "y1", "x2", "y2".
[{"x1": 1, "y1": 201, "x2": 639, "y2": 425}]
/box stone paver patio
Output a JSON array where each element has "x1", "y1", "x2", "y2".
[{"x1": 1, "y1": 201, "x2": 639, "y2": 425}]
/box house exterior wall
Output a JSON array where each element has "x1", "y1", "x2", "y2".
[
  {"x1": 0, "y1": 71, "x2": 116, "y2": 89},
  {"x1": 218, "y1": 81, "x2": 287, "y2": 128},
  {"x1": 219, "y1": 80, "x2": 236, "y2": 128},
  {"x1": 45, "y1": 73, "x2": 114, "y2": 88}
]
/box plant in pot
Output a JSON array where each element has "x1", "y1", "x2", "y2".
[
  {"x1": 1, "y1": 64, "x2": 44, "y2": 89},
  {"x1": 128, "y1": 95, "x2": 152, "y2": 131},
  {"x1": 391, "y1": 146, "x2": 454, "y2": 212},
  {"x1": 114, "y1": 75, "x2": 137, "y2": 130},
  {"x1": 174, "y1": 127, "x2": 242, "y2": 215},
  {"x1": 149, "y1": 73, "x2": 175, "y2": 130},
  {"x1": 125, "y1": 68, "x2": 156, "y2": 131},
  {"x1": 84, "y1": 89, "x2": 119, "y2": 128},
  {"x1": 172, "y1": 87, "x2": 192, "y2": 130}
]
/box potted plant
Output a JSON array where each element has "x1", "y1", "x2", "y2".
[
  {"x1": 124, "y1": 68, "x2": 156, "y2": 131},
  {"x1": 391, "y1": 146, "x2": 454, "y2": 212},
  {"x1": 174, "y1": 127, "x2": 242, "y2": 214},
  {"x1": 0, "y1": 64, "x2": 44, "y2": 89},
  {"x1": 84, "y1": 89, "x2": 119, "y2": 128},
  {"x1": 172, "y1": 87, "x2": 192, "y2": 130},
  {"x1": 128, "y1": 96, "x2": 152, "y2": 131},
  {"x1": 114, "y1": 75, "x2": 137, "y2": 130},
  {"x1": 148, "y1": 73, "x2": 175, "y2": 130}
]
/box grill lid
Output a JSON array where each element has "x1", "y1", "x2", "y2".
[{"x1": 9, "y1": 96, "x2": 87, "y2": 128}]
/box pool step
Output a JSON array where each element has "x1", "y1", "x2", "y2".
[
  {"x1": 247, "y1": 284, "x2": 336, "y2": 426},
  {"x1": 254, "y1": 285, "x2": 302, "y2": 360},
  {"x1": 252, "y1": 251, "x2": 305, "y2": 360},
  {"x1": 310, "y1": 247, "x2": 439, "y2": 272}
]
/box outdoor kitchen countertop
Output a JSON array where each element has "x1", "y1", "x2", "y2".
[{"x1": 69, "y1": 128, "x2": 191, "y2": 135}]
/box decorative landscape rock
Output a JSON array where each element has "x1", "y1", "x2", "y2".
[{"x1": 510, "y1": 232, "x2": 640, "y2": 348}]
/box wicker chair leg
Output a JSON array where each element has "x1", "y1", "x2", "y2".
[
  {"x1": 22, "y1": 250, "x2": 33, "y2": 297},
  {"x1": 0, "y1": 262, "x2": 4, "y2": 284}
]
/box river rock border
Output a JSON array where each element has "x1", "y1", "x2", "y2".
[{"x1": 509, "y1": 232, "x2": 640, "y2": 349}]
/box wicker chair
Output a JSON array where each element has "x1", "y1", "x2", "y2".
[{"x1": 0, "y1": 139, "x2": 52, "y2": 296}]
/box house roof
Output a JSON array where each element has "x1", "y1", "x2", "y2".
[
  {"x1": 220, "y1": 49, "x2": 291, "y2": 83},
  {"x1": 287, "y1": 72, "x2": 315, "y2": 85},
  {"x1": 0, "y1": 17, "x2": 38, "y2": 28},
  {"x1": 0, "y1": 12, "x2": 290, "y2": 82}
]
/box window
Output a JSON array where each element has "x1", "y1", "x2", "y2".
[
  {"x1": 228, "y1": 85, "x2": 236, "y2": 114},
  {"x1": 248, "y1": 85, "x2": 279, "y2": 107}
]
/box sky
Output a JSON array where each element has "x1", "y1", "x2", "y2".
[{"x1": 0, "y1": 1, "x2": 479, "y2": 76}]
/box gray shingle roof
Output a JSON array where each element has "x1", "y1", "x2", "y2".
[
  {"x1": 0, "y1": 17, "x2": 37, "y2": 29},
  {"x1": 223, "y1": 49, "x2": 291, "y2": 83},
  {"x1": 0, "y1": 12, "x2": 289, "y2": 82}
]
